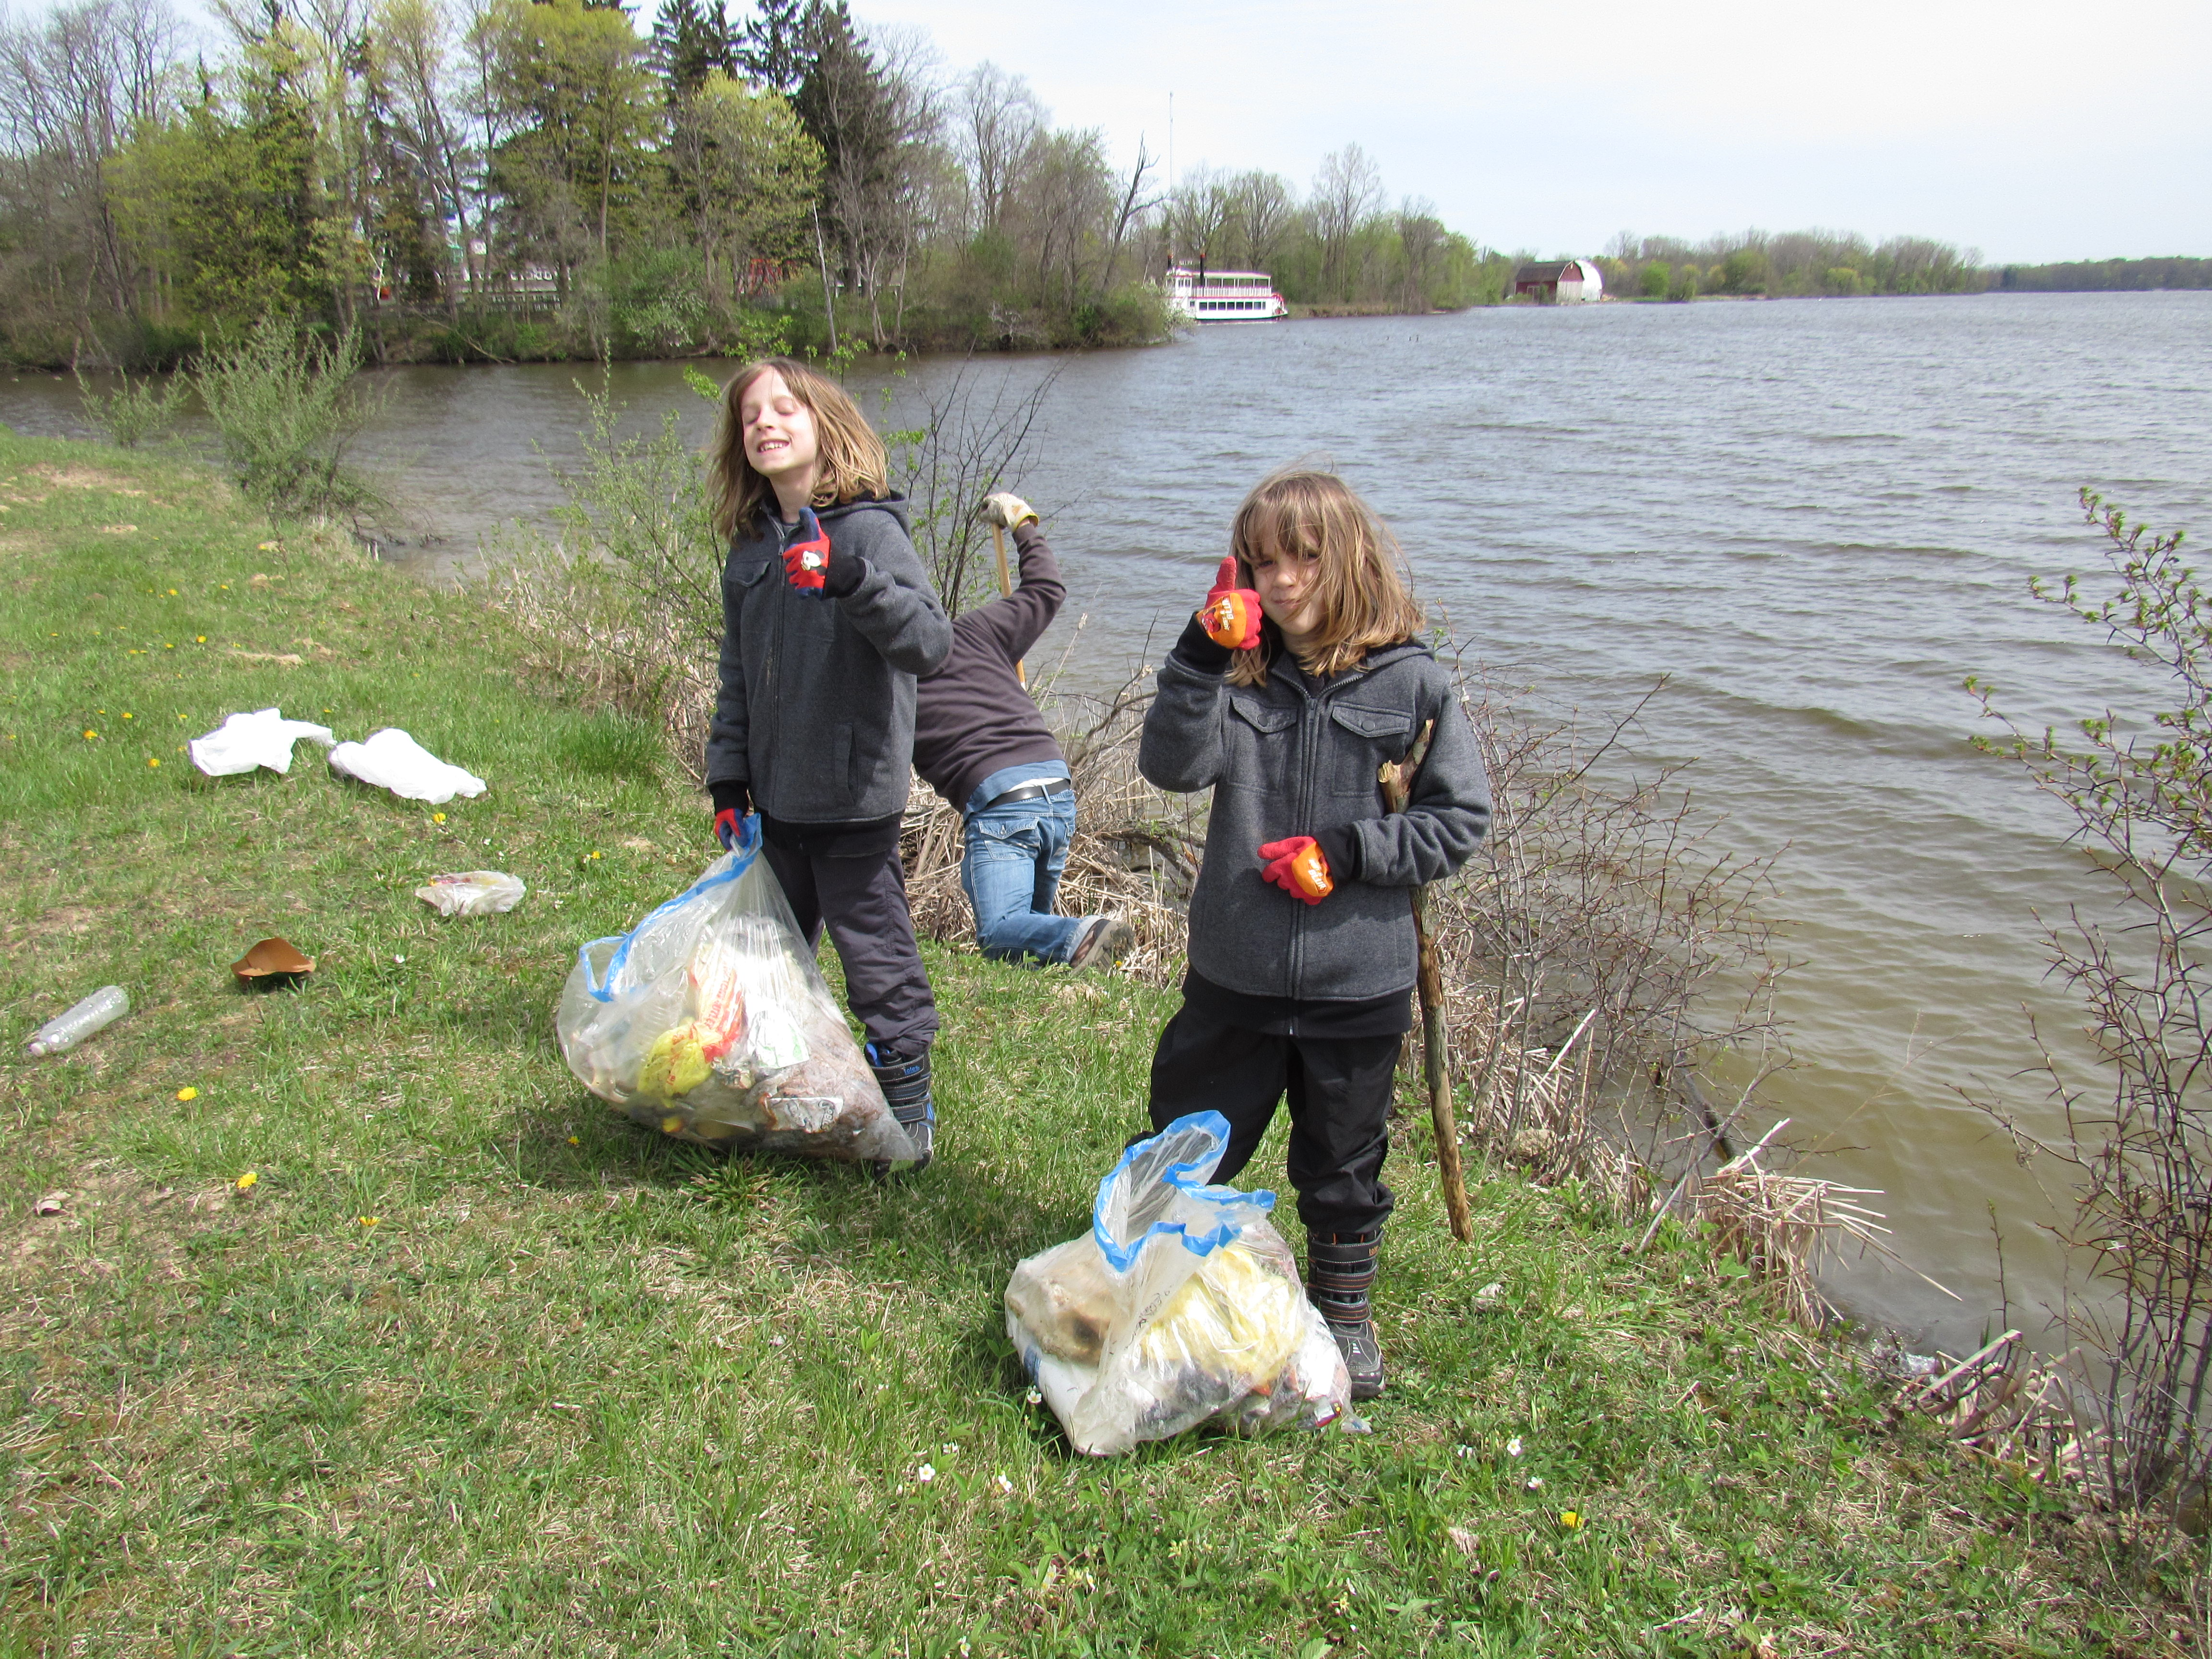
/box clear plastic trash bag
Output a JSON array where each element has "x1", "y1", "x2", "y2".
[
  {"x1": 415, "y1": 870, "x2": 526, "y2": 917},
  {"x1": 556, "y1": 822, "x2": 916, "y2": 1162},
  {"x1": 1005, "y1": 1112, "x2": 1354, "y2": 1456}
]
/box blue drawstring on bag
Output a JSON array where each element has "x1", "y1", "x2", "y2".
[
  {"x1": 577, "y1": 815, "x2": 762, "y2": 1003},
  {"x1": 1092, "y1": 1111, "x2": 1276, "y2": 1274}
]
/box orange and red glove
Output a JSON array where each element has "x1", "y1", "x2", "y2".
[
  {"x1": 781, "y1": 506, "x2": 832, "y2": 593},
  {"x1": 1198, "y1": 555, "x2": 1263, "y2": 651},
  {"x1": 1258, "y1": 836, "x2": 1334, "y2": 904}
]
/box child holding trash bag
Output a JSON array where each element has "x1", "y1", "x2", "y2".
[
  {"x1": 911, "y1": 491, "x2": 1135, "y2": 971},
  {"x1": 1136, "y1": 467, "x2": 1491, "y2": 1398},
  {"x1": 703, "y1": 358, "x2": 954, "y2": 1167}
]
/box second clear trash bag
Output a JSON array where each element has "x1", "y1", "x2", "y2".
[
  {"x1": 1005, "y1": 1112, "x2": 1354, "y2": 1456},
  {"x1": 555, "y1": 822, "x2": 918, "y2": 1163}
]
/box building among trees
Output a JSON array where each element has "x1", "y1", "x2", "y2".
[{"x1": 1513, "y1": 259, "x2": 1603, "y2": 303}]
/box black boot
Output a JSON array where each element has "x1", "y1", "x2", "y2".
[
  {"x1": 1307, "y1": 1229, "x2": 1385, "y2": 1400},
  {"x1": 866, "y1": 1042, "x2": 934, "y2": 1174}
]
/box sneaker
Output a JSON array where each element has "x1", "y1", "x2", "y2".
[
  {"x1": 1327, "y1": 1318, "x2": 1387, "y2": 1400},
  {"x1": 1069, "y1": 915, "x2": 1135, "y2": 971}
]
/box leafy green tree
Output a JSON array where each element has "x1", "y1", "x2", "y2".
[
  {"x1": 1640, "y1": 260, "x2": 1669, "y2": 299},
  {"x1": 663, "y1": 72, "x2": 819, "y2": 307},
  {"x1": 479, "y1": 0, "x2": 655, "y2": 279},
  {"x1": 108, "y1": 20, "x2": 329, "y2": 328}
]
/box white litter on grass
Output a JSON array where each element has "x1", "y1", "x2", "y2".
[
  {"x1": 415, "y1": 871, "x2": 526, "y2": 917},
  {"x1": 329, "y1": 728, "x2": 486, "y2": 804},
  {"x1": 188, "y1": 708, "x2": 335, "y2": 777}
]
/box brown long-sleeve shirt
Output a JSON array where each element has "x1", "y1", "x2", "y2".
[{"x1": 911, "y1": 523, "x2": 1068, "y2": 811}]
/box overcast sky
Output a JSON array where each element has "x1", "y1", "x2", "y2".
[{"x1": 859, "y1": 0, "x2": 2210, "y2": 265}]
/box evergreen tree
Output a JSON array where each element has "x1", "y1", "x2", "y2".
[
  {"x1": 735, "y1": 0, "x2": 810, "y2": 94},
  {"x1": 652, "y1": 0, "x2": 732, "y2": 97}
]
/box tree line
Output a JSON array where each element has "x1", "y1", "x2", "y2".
[
  {"x1": 1597, "y1": 228, "x2": 1989, "y2": 301},
  {"x1": 0, "y1": 0, "x2": 1502, "y2": 368}
]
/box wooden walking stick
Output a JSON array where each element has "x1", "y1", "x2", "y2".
[
  {"x1": 1382, "y1": 720, "x2": 1474, "y2": 1243},
  {"x1": 991, "y1": 523, "x2": 1026, "y2": 688}
]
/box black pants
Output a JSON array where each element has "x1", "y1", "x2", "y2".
[
  {"x1": 1146, "y1": 1008, "x2": 1398, "y2": 1236},
  {"x1": 762, "y1": 839, "x2": 938, "y2": 1058}
]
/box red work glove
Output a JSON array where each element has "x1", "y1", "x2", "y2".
[
  {"x1": 711, "y1": 781, "x2": 753, "y2": 851},
  {"x1": 780, "y1": 506, "x2": 831, "y2": 593},
  {"x1": 1258, "y1": 836, "x2": 1333, "y2": 904},
  {"x1": 1198, "y1": 555, "x2": 1263, "y2": 651}
]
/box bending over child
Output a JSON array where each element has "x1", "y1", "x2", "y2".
[
  {"x1": 1137, "y1": 468, "x2": 1491, "y2": 1397},
  {"x1": 911, "y1": 492, "x2": 1133, "y2": 971},
  {"x1": 702, "y1": 357, "x2": 953, "y2": 1168}
]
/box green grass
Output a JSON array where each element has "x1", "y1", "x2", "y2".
[{"x1": 0, "y1": 428, "x2": 2198, "y2": 1656}]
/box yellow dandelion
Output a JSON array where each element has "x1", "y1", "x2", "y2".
[
  {"x1": 121, "y1": 711, "x2": 132, "y2": 720},
  {"x1": 83, "y1": 729, "x2": 97, "y2": 739},
  {"x1": 235, "y1": 1170, "x2": 258, "y2": 1190},
  {"x1": 176, "y1": 1086, "x2": 197, "y2": 1101},
  {"x1": 432, "y1": 812, "x2": 445, "y2": 824},
  {"x1": 167, "y1": 588, "x2": 178, "y2": 595},
  {"x1": 147, "y1": 757, "x2": 159, "y2": 768},
  {"x1": 164, "y1": 642, "x2": 174, "y2": 649},
  {"x1": 195, "y1": 635, "x2": 206, "y2": 643},
  {"x1": 1559, "y1": 1511, "x2": 1582, "y2": 1530},
  {"x1": 566, "y1": 1135, "x2": 580, "y2": 1146},
  {"x1": 256, "y1": 541, "x2": 278, "y2": 551},
  {"x1": 357, "y1": 1215, "x2": 380, "y2": 1227}
]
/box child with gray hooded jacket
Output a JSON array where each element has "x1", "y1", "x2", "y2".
[
  {"x1": 1137, "y1": 467, "x2": 1491, "y2": 1397},
  {"x1": 703, "y1": 357, "x2": 953, "y2": 1168}
]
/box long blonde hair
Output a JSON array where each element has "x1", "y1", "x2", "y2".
[
  {"x1": 1226, "y1": 468, "x2": 1425, "y2": 686},
  {"x1": 707, "y1": 357, "x2": 890, "y2": 540}
]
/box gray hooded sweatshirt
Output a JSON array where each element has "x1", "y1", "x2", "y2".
[
  {"x1": 705, "y1": 496, "x2": 953, "y2": 825},
  {"x1": 1140, "y1": 619, "x2": 1492, "y2": 1003}
]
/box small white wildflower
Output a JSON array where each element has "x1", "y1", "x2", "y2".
[
  {"x1": 1526, "y1": 1476, "x2": 1544, "y2": 1491},
  {"x1": 1454, "y1": 1444, "x2": 1476, "y2": 1459},
  {"x1": 916, "y1": 1463, "x2": 936, "y2": 1483},
  {"x1": 1024, "y1": 1387, "x2": 1042, "y2": 1407},
  {"x1": 769, "y1": 1334, "x2": 785, "y2": 1347},
  {"x1": 995, "y1": 1473, "x2": 1013, "y2": 1494},
  {"x1": 1506, "y1": 1436, "x2": 1523, "y2": 1458},
  {"x1": 942, "y1": 1442, "x2": 959, "y2": 1455},
  {"x1": 393, "y1": 954, "x2": 405, "y2": 964}
]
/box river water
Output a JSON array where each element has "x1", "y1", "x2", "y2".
[{"x1": 8, "y1": 291, "x2": 2210, "y2": 1351}]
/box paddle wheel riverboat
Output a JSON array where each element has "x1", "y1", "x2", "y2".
[{"x1": 1166, "y1": 267, "x2": 1289, "y2": 323}]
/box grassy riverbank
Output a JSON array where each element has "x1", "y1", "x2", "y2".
[{"x1": 0, "y1": 428, "x2": 2196, "y2": 1656}]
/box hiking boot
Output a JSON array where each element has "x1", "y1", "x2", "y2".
[
  {"x1": 1326, "y1": 1316, "x2": 1387, "y2": 1401},
  {"x1": 1307, "y1": 1228, "x2": 1385, "y2": 1400},
  {"x1": 866, "y1": 1042, "x2": 934, "y2": 1175},
  {"x1": 1069, "y1": 915, "x2": 1135, "y2": 971}
]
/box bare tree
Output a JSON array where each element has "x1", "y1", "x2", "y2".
[
  {"x1": 1164, "y1": 164, "x2": 1229, "y2": 276},
  {"x1": 952, "y1": 59, "x2": 1041, "y2": 238},
  {"x1": 1309, "y1": 142, "x2": 1382, "y2": 301},
  {"x1": 1397, "y1": 194, "x2": 1442, "y2": 311},
  {"x1": 1224, "y1": 168, "x2": 1293, "y2": 273},
  {"x1": 0, "y1": 0, "x2": 188, "y2": 345}
]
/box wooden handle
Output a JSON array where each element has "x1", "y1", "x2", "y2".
[
  {"x1": 992, "y1": 523, "x2": 1025, "y2": 688},
  {"x1": 1382, "y1": 720, "x2": 1471, "y2": 1242}
]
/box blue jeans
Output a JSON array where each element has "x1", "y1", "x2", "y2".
[{"x1": 961, "y1": 763, "x2": 1082, "y2": 966}]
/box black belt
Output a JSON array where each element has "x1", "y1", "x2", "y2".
[{"x1": 979, "y1": 777, "x2": 1073, "y2": 812}]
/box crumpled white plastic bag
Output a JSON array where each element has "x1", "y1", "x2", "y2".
[
  {"x1": 415, "y1": 870, "x2": 526, "y2": 916},
  {"x1": 329, "y1": 728, "x2": 486, "y2": 804},
  {"x1": 188, "y1": 708, "x2": 336, "y2": 777}
]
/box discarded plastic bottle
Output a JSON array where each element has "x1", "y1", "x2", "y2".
[{"x1": 25, "y1": 986, "x2": 130, "y2": 1057}]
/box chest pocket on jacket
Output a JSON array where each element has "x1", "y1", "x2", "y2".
[
  {"x1": 1225, "y1": 695, "x2": 1297, "y2": 795},
  {"x1": 1325, "y1": 701, "x2": 1413, "y2": 797},
  {"x1": 727, "y1": 558, "x2": 773, "y2": 591}
]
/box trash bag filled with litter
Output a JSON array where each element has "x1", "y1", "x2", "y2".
[
  {"x1": 556, "y1": 825, "x2": 917, "y2": 1163},
  {"x1": 1005, "y1": 1112, "x2": 1353, "y2": 1456}
]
